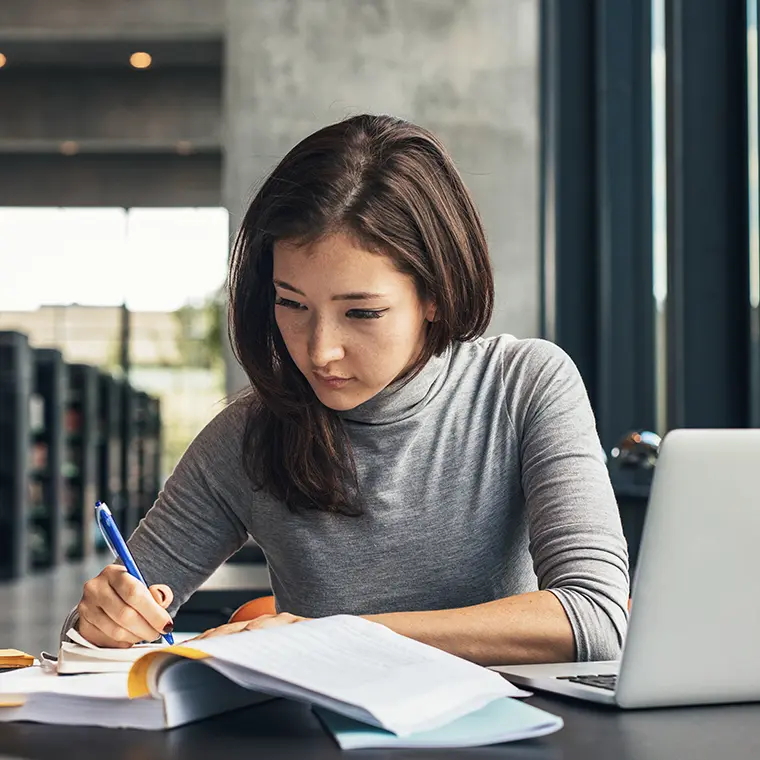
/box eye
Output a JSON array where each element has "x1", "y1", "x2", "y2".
[
  {"x1": 274, "y1": 296, "x2": 306, "y2": 310},
  {"x1": 348, "y1": 309, "x2": 387, "y2": 320}
]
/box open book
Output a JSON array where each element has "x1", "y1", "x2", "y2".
[{"x1": 1, "y1": 616, "x2": 555, "y2": 744}]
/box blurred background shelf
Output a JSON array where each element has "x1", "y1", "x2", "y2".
[{"x1": 0, "y1": 330, "x2": 163, "y2": 580}]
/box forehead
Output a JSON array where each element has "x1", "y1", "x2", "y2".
[{"x1": 273, "y1": 233, "x2": 406, "y2": 284}]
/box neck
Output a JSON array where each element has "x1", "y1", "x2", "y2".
[{"x1": 336, "y1": 346, "x2": 451, "y2": 425}]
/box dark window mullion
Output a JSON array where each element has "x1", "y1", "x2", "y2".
[
  {"x1": 595, "y1": 0, "x2": 656, "y2": 451},
  {"x1": 665, "y1": 0, "x2": 750, "y2": 430}
]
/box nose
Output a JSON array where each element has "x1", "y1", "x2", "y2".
[{"x1": 307, "y1": 316, "x2": 345, "y2": 367}]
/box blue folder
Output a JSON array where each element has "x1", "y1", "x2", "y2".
[{"x1": 314, "y1": 696, "x2": 563, "y2": 750}]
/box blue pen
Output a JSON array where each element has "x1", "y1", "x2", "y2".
[{"x1": 94, "y1": 501, "x2": 174, "y2": 645}]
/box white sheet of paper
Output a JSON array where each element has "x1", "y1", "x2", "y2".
[
  {"x1": 179, "y1": 615, "x2": 528, "y2": 736},
  {"x1": 64, "y1": 628, "x2": 164, "y2": 660}
]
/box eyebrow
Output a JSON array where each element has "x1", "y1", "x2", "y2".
[{"x1": 273, "y1": 279, "x2": 387, "y2": 301}]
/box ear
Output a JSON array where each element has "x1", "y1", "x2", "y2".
[{"x1": 425, "y1": 301, "x2": 438, "y2": 323}]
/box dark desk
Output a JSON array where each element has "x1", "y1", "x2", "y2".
[{"x1": 1, "y1": 694, "x2": 759, "y2": 760}]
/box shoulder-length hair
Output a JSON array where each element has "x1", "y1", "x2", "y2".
[{"x1": 228, "y1": 114, "x2": 493, "y2": 515}]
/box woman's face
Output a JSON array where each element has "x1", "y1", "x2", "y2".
[{"x1": 273, "y1": 231, "x2": 436, "y2": 411}]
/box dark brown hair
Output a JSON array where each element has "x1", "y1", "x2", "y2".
[{"x1": 228, "y1": 114, "x2": 494, "y2": 515}]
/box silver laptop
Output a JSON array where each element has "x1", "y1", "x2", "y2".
[{"x1": 493, "y1": 428, "x2": 760, "y2": 708}]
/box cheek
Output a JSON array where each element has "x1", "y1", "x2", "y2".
[
  {"x1": 275, "y1": 313, "x2": 308, "y2": 356},
  {"x1": 357, "y1": 315, "x2": 422, "y2": 368}
]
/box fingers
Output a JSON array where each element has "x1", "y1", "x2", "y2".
[
  {"x1": 93, "y1": 590, "x2": 164, "y2": 643},
  {"x1": 192, "y1": 621, "x2": 251, "y2": 641},
  {"x1": 149, "y1": 584, "x2": 174, "y2": 610},
  {"x1": 248, "y1": 613, "x2": 302, "y2": 629},
  {"x1": 77, "y1": 602, "x2": 141, "y2": 648},
  {"x1": 192, "y1": 613, "x2": 304, "y2": 641},
  {"x1": 108, "y1": 572, "x2": 174, "y2": 638},
  {"x1": 77, "y1": 566, "x2": 175, "y2": 648}
]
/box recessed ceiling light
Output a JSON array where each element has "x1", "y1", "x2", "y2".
[{"x1": 130, "y1": 52, "x2": 152, "y2": 69}]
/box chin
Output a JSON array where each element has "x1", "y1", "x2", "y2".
[
  {"x1": 321, "y1": 398, "x2": 360, "y2": 412},
  {"x1": 311, "y1": 384, "x2": 374, "y2": 412}
]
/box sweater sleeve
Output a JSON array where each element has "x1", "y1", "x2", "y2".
[
  {"x1": 60, "y1": 401, "x2": 251, "y2": 644},
  {"x1": 504, "y1": 339, "x2": 630, "y2": 661}
]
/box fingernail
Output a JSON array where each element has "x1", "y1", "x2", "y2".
[{"x1": 163, "y1": 622, "x2": 174, "y2": 634}]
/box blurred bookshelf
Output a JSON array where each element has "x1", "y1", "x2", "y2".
[{"x1": 0, "y1": 330, "x2": 163, "y2": 580}]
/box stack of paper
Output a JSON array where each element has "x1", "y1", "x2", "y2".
[
  {"x1": 0, "y1": 615, "x2": 563, "y2": 747},
  {"x1": 0, "y1": 666, "x2": 266, "y2": 728}
]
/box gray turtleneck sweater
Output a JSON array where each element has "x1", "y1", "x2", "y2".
[{"x1": 62, "y1": 335, "x2": 629, "y2": 661}]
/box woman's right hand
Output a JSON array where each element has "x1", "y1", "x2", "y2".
[{"x1": 76, "y1": 564, "x2": 174, "y2": 648}]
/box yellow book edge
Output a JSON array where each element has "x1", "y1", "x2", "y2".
[
  {"x1": 127, "y1": 645, "x2": 211, "y2": 698},
  {"x1": 0, "y1": 645, "x2": 209, "y2": 708}
]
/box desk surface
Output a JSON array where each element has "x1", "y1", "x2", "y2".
[{"x1": 1, "y1": 694, "x2": 759, "y2": 760}]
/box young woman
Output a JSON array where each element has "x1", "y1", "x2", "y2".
[{"x1": 65, "y1": 114, "x2": 629, "y2": 666}]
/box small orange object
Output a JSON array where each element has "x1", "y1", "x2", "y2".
[
  {"x1": 228, "y1": 595, "x2": 277, "y2": 624},
  {"x1": 0, "y1": 649, "x2": 34, "y2": 669}
]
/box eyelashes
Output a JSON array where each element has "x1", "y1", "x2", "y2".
[
  {"x1": 274, "y1": 297, "x2": 306, "y2": 310},
  {"x1": 274, "y1": 297, "x2": 387, "y2": 320}
]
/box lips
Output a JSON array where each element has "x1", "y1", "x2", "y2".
[{"x1": 313, "y1": 372, "x2": 353, "y2": 388}]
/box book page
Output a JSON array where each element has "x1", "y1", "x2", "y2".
[
  {"x1": 1, "y1": 667, "x2": 130, "y2": 700},
  {"x1": 65, "y1": 628, "x2": 164, "y2": 656},
  {"x1": 181, "y1": 615, "x2": 526, "y2": 736}
]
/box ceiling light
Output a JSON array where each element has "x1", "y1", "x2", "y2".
[
  {"x1": 130, "y1": 52, "x2": 152, "y2": 69},
  {"x1": 0, "y1": 54, "x2": 7, "y2": 68}
]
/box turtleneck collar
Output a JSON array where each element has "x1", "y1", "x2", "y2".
[{"x1": 336, "y1": 346, "x2": 452, "y2": 425}]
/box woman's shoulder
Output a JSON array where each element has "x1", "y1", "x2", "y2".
[
  {"x1": 179, "y1": 391, "x2": 253, "y2": 469},
  {"x1": 450, "y1": 336, "x2": 584, "y2": 420},
  {"x1": 452, "y1": 334, "x2": 576, "y2": 378}
]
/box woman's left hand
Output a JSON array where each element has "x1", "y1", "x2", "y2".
[{"x1": 192, "y1": 612, "x2": 307, "y2": 641}]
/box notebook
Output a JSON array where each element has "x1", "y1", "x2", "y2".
[
  {"x1": 315, "y1": 696, "x2": 563, "y2": 749},
  {"x1": 0, "y1": 615, "x2": 535, "y2": 737}
]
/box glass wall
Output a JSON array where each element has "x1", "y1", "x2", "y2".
[{"x1": 0, "y1": 206, "x2": 229, "y2": 476}]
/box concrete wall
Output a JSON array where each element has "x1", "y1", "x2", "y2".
[{"x1": 223, "y1": 0, "x2": 539, "y2": 392}]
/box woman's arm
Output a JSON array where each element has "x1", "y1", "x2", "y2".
[
  {"x1": 374, "y1": 340, "x2": 630, "y2": 665},
  {"x1": 364, "y1": 590, "x2": 574, "y2": 666},
  {"x1": 201, "y1": 590, "x2": 575, "y2": 664},
  {"x1": 60, "y1": 402, "x2": 251, "y2": 644}
]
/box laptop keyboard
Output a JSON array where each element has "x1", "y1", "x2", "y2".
[{"x1": 556, "y1": 674, "x2": 618, "y2": 691}]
